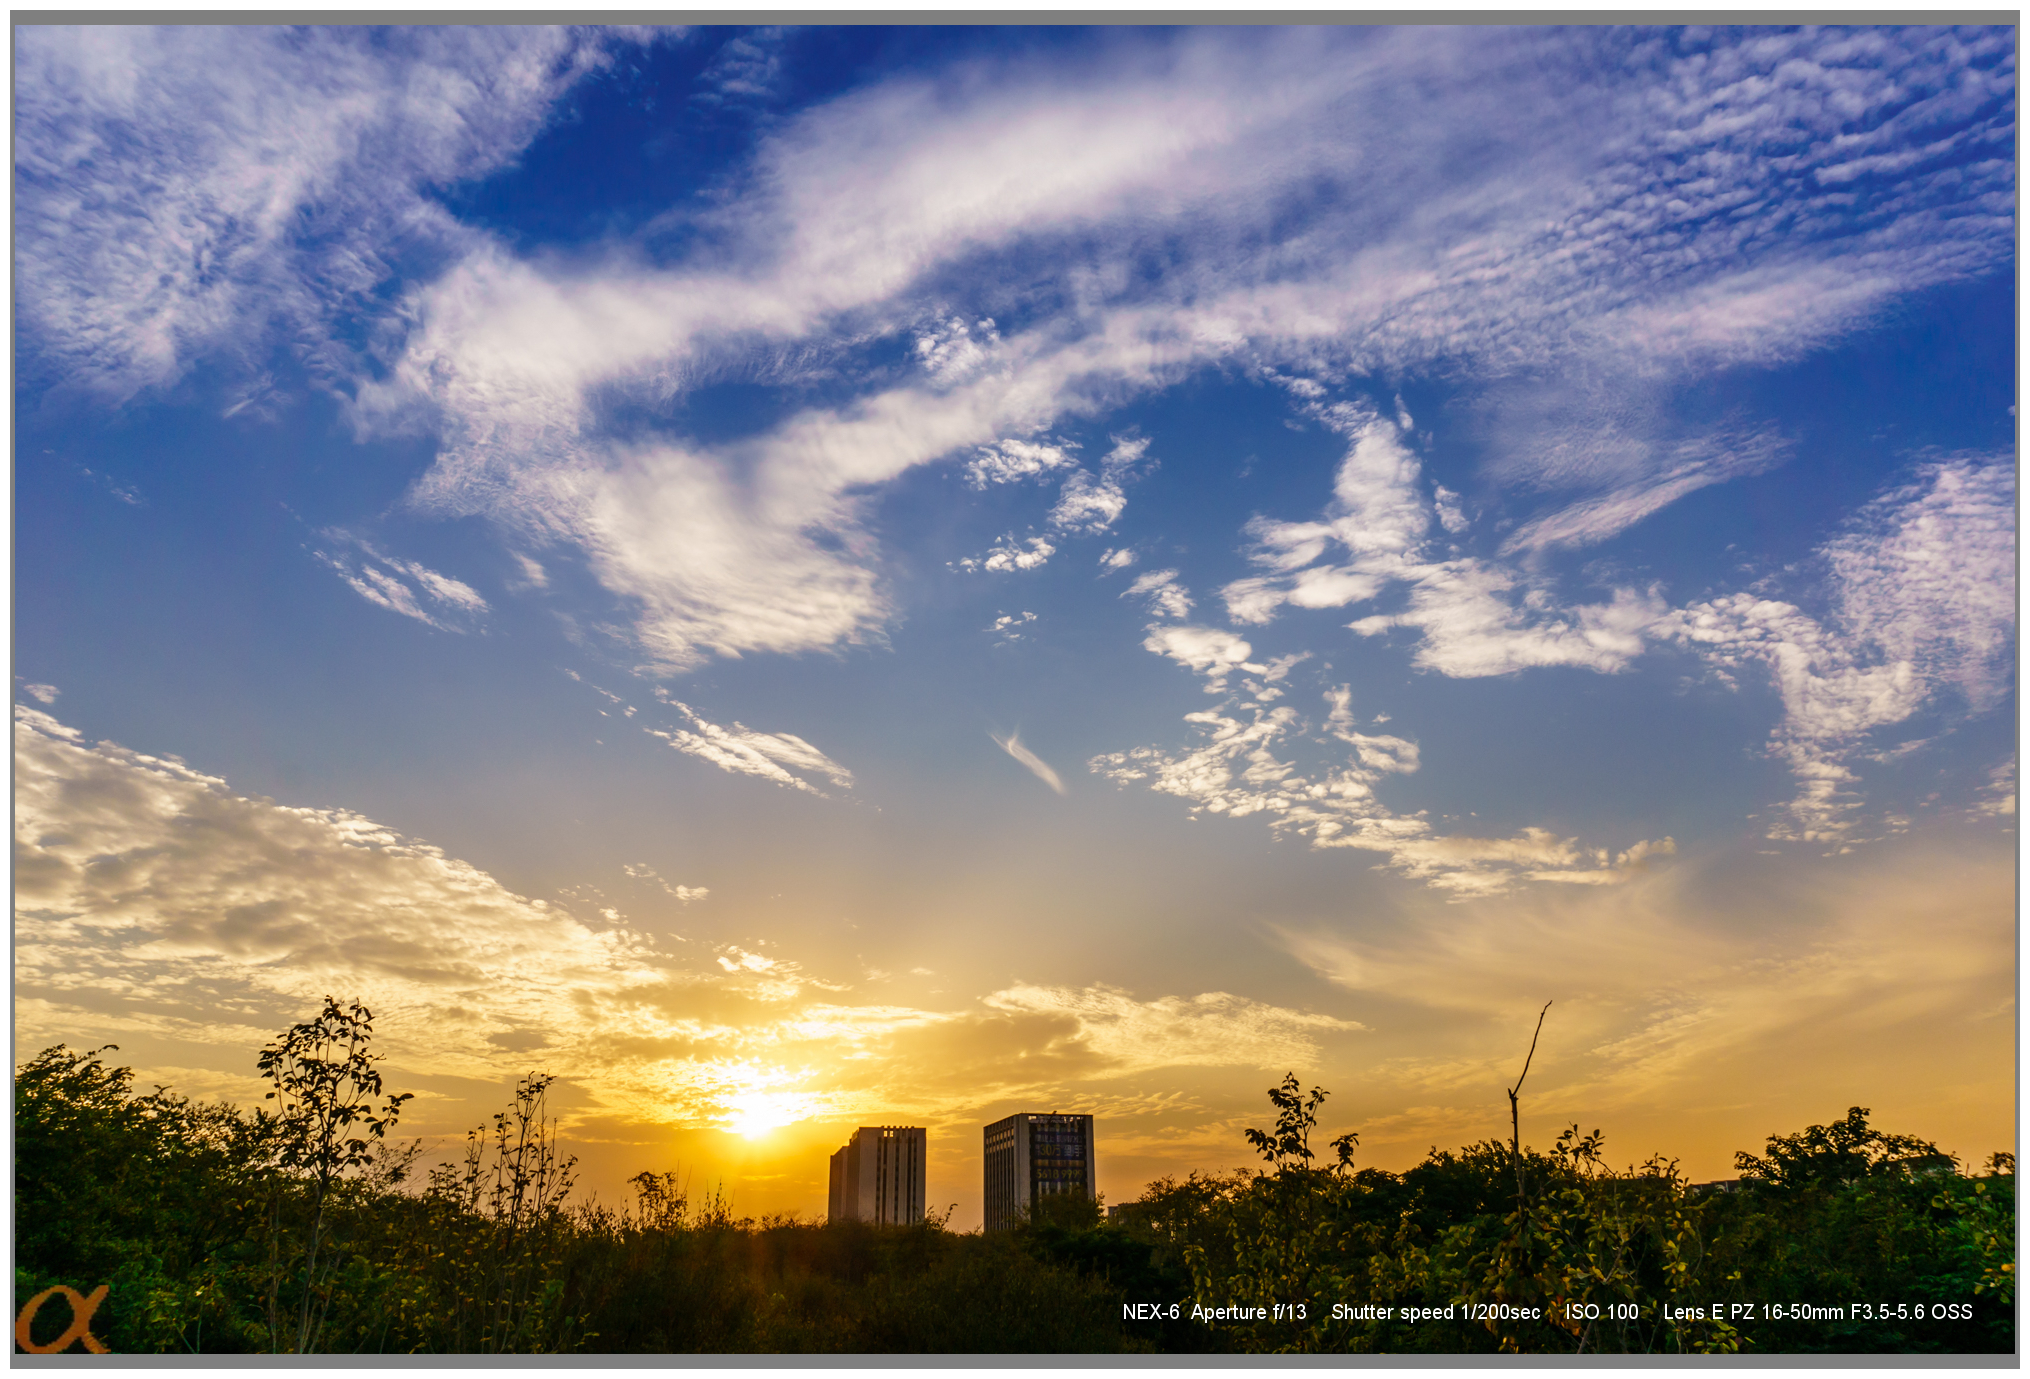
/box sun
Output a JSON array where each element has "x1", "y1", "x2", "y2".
[
  {"x1": 724, "y1": 1087, "x2": 808, "y2": 1140},
  {"x1": 707, "y1": 1059, "x2": 823, "y2": 1139}
]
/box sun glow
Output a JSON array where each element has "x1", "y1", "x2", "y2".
[
  {"x1": 710, "y1": 1062, "x2": 823, "y2": 1139},
  {"x1": 726, "y1": 1089, "x2": 809, "y2": 1139}
]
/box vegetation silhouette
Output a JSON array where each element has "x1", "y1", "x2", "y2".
[{"x1": 11, "y1": 997, "x2": 2015, "y2": 1354}]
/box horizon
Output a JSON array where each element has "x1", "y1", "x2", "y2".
[{"x1": 13, "y1": 22, "x2": 2016, "y2": 1234}]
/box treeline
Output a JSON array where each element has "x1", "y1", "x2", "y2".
[
  {"x1": 1114, "y1": 1074, "x2": 2014, "y2": 1354},
  {"x1": 12, "y1": 999, "x2": 2016, "y2": 1354}
]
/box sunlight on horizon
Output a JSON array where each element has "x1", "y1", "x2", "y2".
[{"x1": 717, "y1": 1068, "x2": 823, "y2": 1140}]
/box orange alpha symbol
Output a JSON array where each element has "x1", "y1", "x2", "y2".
[{"x1": 15, "y1": 1285, "x2": 111, "y2": 1354}]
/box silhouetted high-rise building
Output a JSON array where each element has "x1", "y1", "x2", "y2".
[
  {"x1": 982, "y1": 1112, "x2": 1095, "y2": 1231},
  {"x1": 827, "y1": 1125, "x2": 926, "y2": 1224}
]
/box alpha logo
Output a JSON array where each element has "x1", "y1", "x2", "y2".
[{"x1": 15, "y1": 1285, "x2": 110, "y2": 1354}]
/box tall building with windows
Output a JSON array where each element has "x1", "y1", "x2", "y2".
[
  {"x1": 827, "y1": 1125, "x2": 926, "y2": 1225},
  {"x1": 982, "y1": 1112, "x2": 1095, "y2": 1231}
]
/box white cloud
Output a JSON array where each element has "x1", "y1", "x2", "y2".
[
  {"x1": 1123, "y1": 569, "x2": 1192, "y2": 619},
  {"x1": 1220, "y1": 408, "x2": 1670, "y2": 678},
  {"x1": 623, "y1": 862, "x2": 708, "y2": 904},
  {"x1": 1664, "y1": 456, "x2": 2015, "y2": 841},
  {"x1": 921, "y1": 316, "x2": 1006, "y2": 389},
  {"x1": 750, "y1": 977, "x2": 1370, "y2": 1118},
  {"x1": 29, "y1": 25, "x2": 2009, "y2": 689},
  {"x1": 691, "y1": 28, "x2": 784, "y2": 110},
  {"x1": 647, "y1": 697, "x2": 854, "y2": 797},
  {"x1": 5, "y1": 706, "x2": 1372, "y2": 1139},
  {"x1": 1144, "y1": 446, "x2": 2007, "y2": 858},
  {"x1": 1822, "y1": 456, "x2": 2016, "y2": 715},
  {"x1": 982, "y1": 983, "x2": 1363, "y2": 1074},
  {"x1": 718, "y1": 945, "x2": 777, "y2": 974},
  {"x1": 1099, "y1": 547, "x2": 1138, "y2": 571},
  {"x1": 313, "y1": 531, "x2": 488, "y2": 632},
  {"x1": 1499, "y1": 424, "x2": 1791, "y2": 556},
  {"x1": 1209, "y1": 408, "x2": 2008, "y2": 843},
  {"x1": 1048, "y1": 469, "x2": 1129, "y2": 535},
  {"x1": 22, "y1": 684, "x2": 60, "y2": 705},
  {"x1": 1432, "y1": 484, "x2": 1469, "y2": 535},
  {"x1": 705, "y1": 942, "x2": 850, "y2": 1002},
  {"x1": 1218, "y1": 407, "x2": 1428, "y2": 624},
  {"x1": 991, "y1": 729, "x2": 1066, "y2": 796},
  {"x1": 1276, "y1": 839, "x2": 2012, "y2": 1116},
  {"x1": 1142, "y1": 624, "x2": 1265, "y2": 694},
  {"x1": 956, "y1": 534, "x2": 1055, "y2": 574},
  {"x1": 1224, "y1": 565, "x2": 1385, "y2": 626},
  {"x1": 70, "y1": 463, "x2": 146, "y2": 506},
  {"x1": 14, "y1": 25, "x2": 633, "y2": 400},
  {"x1": 965, "y1": 435, "x2": 1075, "y2": 487},
  {"x1": 508, "y1": 552, "x2": 550, "y2": 590},
  {"x1": 1349, "y1": 569, "x2": 1667, "y2": 680},
  {"x1": 12, "y1": 704, "x2": 675, "y2": 1088},
  {"x1": 1047, "y1": 435, "x2": 1153, "y2": 536},
  {"x1": 1322, "y1": 686, "x2": 1420, "y2": 776},
  {"x1": 569, "y1": 674, "x2": 636, "y2": 721},
  {"x1": 1523, "y1": 836, "x2": 1680, "y2": 886},
  {"x1": 1976, "y1": 760, "x2": 2015, "y2": 819},
  {"x1": 1098, "y1": 648, "x2": 1675, "y2": 896},
  {"x1": 989, "y1": 610, "x2": 1037, "y2": 644}
]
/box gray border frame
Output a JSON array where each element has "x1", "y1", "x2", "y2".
[{"x1": 8, "y1": 10, "x2": 2020, "y2": 1369}]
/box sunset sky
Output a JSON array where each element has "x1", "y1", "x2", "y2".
[{"x1": 13, "y1": 23, "x2": 2016, "y2": 1227}]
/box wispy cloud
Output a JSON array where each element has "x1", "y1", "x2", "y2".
[
  {"x1": 13, "y1": 703, "x2": 676, "y2": 1095},
  {"x1": 313, "y1": 531, "x2": 489, "y2": 632},
  {"x1": 20, "y1": 24, "x2": 2011, "y2": 880},
  {"x1": 988, "y1": 610, "x2": 1037, "y2": 644},
  {"x1": 14, "y1": 705, "x2": 1374, "y2": 1139},
  {"x1": 70, "y1": 462, "x2": 146, "y2": 506},
  {"x1": 1048, "y1": 436, "x2": 1153, "y2": 536},
  {"x1": 981, "y1": 983, "x2": 1362, "y2": 1075},
  {"x1": 1096, "y1": 646, "x2": 1674, "y2": 896},
  {"x1": 1125, "y1": 414, "x2": 2009, "y2": 864},
  {"x1": 965, "y1": 435, "x2": 1074, "y2": 487},
  {"x1": 648, "y1": 694, "x2": 854, "y2": 796},
  {"x1": 991, "y1": 729, "x2": 1066, "y2": 796},
  {"x1": 508, "y1": 552, "x2": 550, "y2": 590},
  {"x1": 955, "y1": 535, "x2": 1055, "y2": 574},
  {"x1": 1499, "y1": 422, "x2": 1792, "y2": 556},
  {"x1": 1975, "y1": 760, "x2": 2016, "y2": 819},
  {"x1": 690, "y1": 27, "x2": 784, "y2": 110},
  {"x1": 765, "y1": 980, "x2": 1365, "y2": 1115},
  {"x1": 15, "y1": 25, "x2": 638, "y2": 401},
  {"x1": 1276, "y1": 838, "x2": 2013, "y2": 1130},
  {"x1": 1665, "y1": 455, "x2": 2016, "y2": 842},
  {"x1": 1142, "y1": 624, "x2": 1272, "y2": 695},
  {"x1": 319, "y1": 25, "x2": 2009, "y2": 682},
  {"x1": 624, "y1": 862, "x2": 708, "y2": 904},
  {"x1": 1220, "y1": 405, "x2": 1664, "y2": 678},
  {"x1": 1123, "y1": 569, "x2": 1192, "y2": 620}
]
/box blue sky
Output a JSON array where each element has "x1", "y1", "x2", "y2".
[{"x1": 13, "y1": 24, "x2": 2017, "y2": 1222}]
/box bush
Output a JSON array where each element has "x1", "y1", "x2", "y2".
[
  {"x1": 12, "y1": 1017, "x2": 2015, "y2": 1355},
  {"x1": 1162, "y1": 1078, "x2": 2014, "y2": 1355}
]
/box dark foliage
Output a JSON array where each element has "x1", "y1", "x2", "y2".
[
  {"x1": 1168, "y1": 1083, "x2": 2014, "y2": 1355},
  {"x1": 10, "y1": 1013, "x2": 1131, "y2": 1355},
  {"x1": 12, "y1": 1014, "x2": 2016, "y2": 1355}
]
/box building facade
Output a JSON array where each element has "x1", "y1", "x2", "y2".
[
  {"x1": 827, "y1": 1125, "x2": 926, "y2": 1225},
  {"x1": 982, "y1": 1112, "x2": 1095, "y2": 1231}
]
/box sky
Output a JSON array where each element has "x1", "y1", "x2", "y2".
[{"x1": 11, "y1": 23, "x2": 2017, "y2": 1228}]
